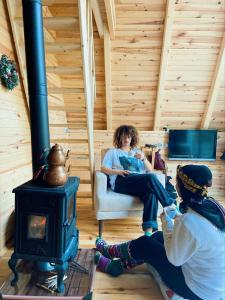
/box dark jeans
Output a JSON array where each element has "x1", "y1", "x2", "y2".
[
  {"x1": 114, "y1": 173, "x2": 174, "y2": 230},
  {"x1": 130, "y1": 232, "x2": 202, "y2": 300}
]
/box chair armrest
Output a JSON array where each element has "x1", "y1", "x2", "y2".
[
  {"x1": 94, "y1": 170, "x2": 108, "y2": 195},
  {"x1": 94, "y1": 171, "x2": 109, "y2": 210}
]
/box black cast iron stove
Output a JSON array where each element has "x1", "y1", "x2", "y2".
[
  {"x1": 8, "y1": 0, "x2": 81, "y2": 293},
  {"x1": 9, "y1": 177, "x2": 79, "y2": 292}
]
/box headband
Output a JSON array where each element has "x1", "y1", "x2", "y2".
[{"x1": 177, "y1": 166, "x2": 208, "y2": 197}]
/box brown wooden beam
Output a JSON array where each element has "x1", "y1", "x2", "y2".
[{"x1": 201, "y1": 33, "x2": 225, "y2": 129}]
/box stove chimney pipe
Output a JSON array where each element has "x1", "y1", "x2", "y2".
[{"x1": 22, "y1": 0, "x2": 50, "y2": 175}]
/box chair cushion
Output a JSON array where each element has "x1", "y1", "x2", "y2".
[
  {"x1": 94, "y1": 171, "x2": 164, "y2": 219},
  {"x1": 99, "y1": 189, "x2": 142, "y2": 212}
]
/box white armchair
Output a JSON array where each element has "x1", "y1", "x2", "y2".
[{"x1": 94, "y1": 171, "x2": 165, "y2": 236}]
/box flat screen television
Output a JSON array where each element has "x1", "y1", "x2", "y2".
[{"x1": 168, "y1": 129, "x2": 217, "y2": 161}]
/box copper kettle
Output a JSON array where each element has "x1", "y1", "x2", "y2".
[
  {"x1": 47, "y1": 144, "x2": 68, "y2": 166},
  {"x1": 43, "y1": 144, "x2": 69, "y2": 187}
]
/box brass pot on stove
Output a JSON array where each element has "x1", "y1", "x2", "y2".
[{"x1": 44, "y1": 144, "x2": 69, "y2": 186}]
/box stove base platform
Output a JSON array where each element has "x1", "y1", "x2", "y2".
[{"x1": 0, "y1": 249, "x2": 95, "y2": 300}]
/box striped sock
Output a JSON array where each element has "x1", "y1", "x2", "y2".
[
  {"x1": 121, "y1": 258, "x2": 144, "y2": 270},
  {"x1": 95, "y1": 251, "x2": 124, "y2": 277},
  {"x1": 95, "y1": 237, "x2": 132, "y2": 260}
]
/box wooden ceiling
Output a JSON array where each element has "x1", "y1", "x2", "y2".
[{"x1": 7, "y1": 0, "x2": 225, "y2": 131}]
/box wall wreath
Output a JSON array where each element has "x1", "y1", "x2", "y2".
[{"x1": 0, "y1": 54, "x2": 19, "y2": 90}]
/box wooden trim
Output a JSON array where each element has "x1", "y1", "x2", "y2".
[
  {"x1": 78, "y1": 0, "x2": 94, "y2": 204},
  {"x1": 5, "y1": 0, "x2": 29, "y2": 114},
  {"x1": 104, "y1": 24, "x2": 112, "y2": 130},
  {"x1": 153, "y1": 0, "x2": 175, "y2": 131},
  {"x1": 104, "y1": 0, "x2": 116, "y2": 40},
  {"x1": 91, "y1": 0, "x2": 104, "y2": 39},
  {"x1": 201, "y1": 33, "x2": 225, "y2": 129}
]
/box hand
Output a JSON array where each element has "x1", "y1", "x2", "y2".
[
  {"x1": 164, "y1": 204, "x2": 181, "y2": 219},
  {"x1": 116, "y1": 170, "x2": 130, "y2": 176},
  {"x1": 160, "y1": 211, "x2": 174, "y2": 231},
  {"x1": 134, "y1": 151, "x2": 145, "y2": 160}
]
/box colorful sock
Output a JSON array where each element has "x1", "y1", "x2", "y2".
[
  {"x1": 95, "y1": 237, "x2": 132, "y2": 260},
  {"x1": 95, "y1": 251, "x2": 124, "y2": 277},
  {"x1": 121, "y1": 258, "x2": 144, "y2": 270}
]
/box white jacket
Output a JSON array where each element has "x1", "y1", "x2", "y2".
[{"x1": 162, "y1": 209, "x2": 225, "y2": 300}]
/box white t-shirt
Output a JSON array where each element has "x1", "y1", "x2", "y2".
[
  {"x1": 102, "y1": 148, "x2": 146, "y2": 190},
  {"x1": 162, "y1": 209, "x2": 225, "y2": 300}
]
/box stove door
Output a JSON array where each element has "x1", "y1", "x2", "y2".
[{"x1": 16, "y1": 195, "x2": 59, "y2": 258}]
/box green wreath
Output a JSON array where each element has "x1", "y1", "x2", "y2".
[{"x1": 0, "y1": 54, "x2": 19, "y2": 90}]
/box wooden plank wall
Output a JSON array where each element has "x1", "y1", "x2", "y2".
[
  {"x1": 94, "y1": 130, "x2": 225, "y2": 205},
  {"x1": 0, "y1": 1, "x2": 32, "y2": 255}
]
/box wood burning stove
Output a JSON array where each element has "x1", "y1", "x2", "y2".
[
  {"x1": 8, "y1": 177, "x2": 79, "y2": 292},
  {"x1": 8, "y1": 0, "x2": 82, "y2": 293}
]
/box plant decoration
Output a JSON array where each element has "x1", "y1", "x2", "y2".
[{"x1": 0, "y1": 54, "x2": 19, "y2": 90}]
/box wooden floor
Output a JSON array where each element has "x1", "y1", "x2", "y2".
[{"x1": 0, "y1": 198, "x2": 163, "y2": 300}]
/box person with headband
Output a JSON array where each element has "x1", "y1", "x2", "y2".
[
  {"x1": 101, "y1": 124, "x2": 176, "y2": 236},
  {"x1": 95, "y1": 164, "x2": 225, "y2": 300}
]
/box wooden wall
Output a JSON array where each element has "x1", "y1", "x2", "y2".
[
  {"x1": 0, "y1": 1, "x2": 32, "y2": 255},
  {"x1": 94, "y1": 130, "x2": 225, "y2": 205}
]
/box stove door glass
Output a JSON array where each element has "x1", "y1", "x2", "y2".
[{"x1": 27, "y1": 215, "x2": 47, "y2": 239}]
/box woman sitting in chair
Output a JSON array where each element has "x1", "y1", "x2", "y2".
[
  {"x1": 95, "y1": 164, "x2": 225, "y2": 300},
  {"x1": 101, "y1": 124, "x2": 175, "y2": 235}
]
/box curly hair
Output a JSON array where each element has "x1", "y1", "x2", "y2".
[{"x1": 113, "y1": 125, "x2": 139, "y2": 149}]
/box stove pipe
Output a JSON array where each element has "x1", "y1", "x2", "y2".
[{"x1": 22, "y1": 0, "x2": 50, "y2": 175}]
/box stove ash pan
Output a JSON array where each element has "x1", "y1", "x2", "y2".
[{"x1": 8, "y1": 176, "x2": 80, "y2": 293}]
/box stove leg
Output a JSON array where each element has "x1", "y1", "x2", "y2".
[
  {"x1": 8, "y1": 256, "x2": 18, "y2": 286},
  {"x1": 56, "y1": 261, "x2": 68, "y2": 293}
]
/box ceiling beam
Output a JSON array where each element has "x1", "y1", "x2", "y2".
[
  {"x1": 104, "y1": 24, "x2": 112, "y2": 130},
  {"x1": 91, "y1": 0, "x2": 104, "y2": 39},
  {"x1": 15, "y1": 16, "x2": 79, "y2": 30},
  {"x1": 46, "y1": 66, "x2": 82, "y2": 74},
  {"x1": 153, "y1": 0, "x2": 175, "y2": 131},
  {"x1": 104, "y1": 0, "x2": 116, "y2": 40},
  {"x1": 43, "y1": 0, "x2": 75, "y2": 5},
  {"x1": 200, "y1": 33, "x2": 225, "y2": 129},
  {"x1": 45, "y1": 43, "x2": 80, "y2": 53},
  {"x1": 48, "y1": 87, "x2": 84, "y2": 94}
]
